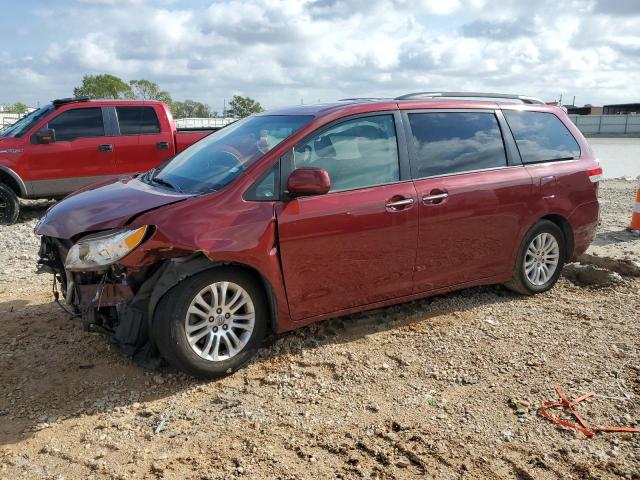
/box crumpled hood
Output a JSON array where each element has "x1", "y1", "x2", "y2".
[{"x1": 35, "y1": 176, "x2": 192, "y2": 239}]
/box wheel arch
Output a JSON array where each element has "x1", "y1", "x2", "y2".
[
  {"x1": 147, "y1": 254, "x2": 279, "y2": 335},
  {"x1": 539, "y1": 213, "x2": 574, "y2": 261},
  {"x1": 0, "y1": 166, "x2": 26, "y2": 197}
]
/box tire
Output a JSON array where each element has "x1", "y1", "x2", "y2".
[
  {"x1": 153, "y1": 268, "x2": 267, "y2": 379},
  {"x1": 0, "y1": 183, "x2": 19, "y2": 225},
  {"x1": 505, "y1": 220, "x2": 566, "y2": 295}
]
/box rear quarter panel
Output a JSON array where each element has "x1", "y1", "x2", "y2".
[{"x1": 500, "y1": 105, "x2": 600, "y2": 260}]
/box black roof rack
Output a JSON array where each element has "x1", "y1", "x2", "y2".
[
  {"x1": 52, "y1": 97, "x2": 90, "y2": 107},
  {"x1": 394, "y1": 91, "x2": 545, "y2": 105}
]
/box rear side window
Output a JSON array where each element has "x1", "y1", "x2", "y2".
[
  {"x1": 48, "y1": 108, "x2": 105, "y2": 141},
  {"x1": 116, "y1": 106, "x2": 161, "y2": 135},
  {"x1": 407, "y1": 112, "x2": 507, "y2": 178},
  {"x1": 503, "y1": 110, "x2": 580, "y2": 163}
]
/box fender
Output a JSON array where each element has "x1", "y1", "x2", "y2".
[
  {"x1": 0, "y1": 165, "x2": 27, "y2": 196},
  {"x1": 143, "y1": 254, "x2": 279, "y2": 335}
]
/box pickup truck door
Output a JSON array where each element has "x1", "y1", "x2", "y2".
[
  {"x1": 111, "y1": 106, "x2": 173, "y2": 175},
  {"x1": 25, "y1": 106, "x2": 119, "y2": 196},
  {"x1": 275, "y1": 112, "x2": 419, "y2": 321}
]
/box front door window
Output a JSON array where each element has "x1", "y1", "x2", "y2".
[{"x1": 293, "y1": 115, "x2": 400, "y2": 191}]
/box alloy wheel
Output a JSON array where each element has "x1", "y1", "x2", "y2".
[
  {"x1": 524, "y1": 232, "x2": 560, "y2": 286},
  {"x1": 184, "y1": 281, "x2": 255, "y2": 362}
]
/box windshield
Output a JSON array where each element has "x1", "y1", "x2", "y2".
[
  {"x1": 149, "y1": 114, "x2": 313, "y2": 194},
  {"x1": 0, "y1": 104, "x2": 54, "y2": 138}
]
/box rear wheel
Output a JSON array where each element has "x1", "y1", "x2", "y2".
[
  {"x1": 0, "y1": 183, "x2": 19, "y2": 225},
  {"x1": 506, "y1": 220, "x2": 565, "y2": 295},
  {"x1": 154, "y1": 268, "x2": 267, "y2": 379}
]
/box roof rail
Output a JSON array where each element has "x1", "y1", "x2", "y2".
[
  {"x1": 394, "y1": 92, "x2": 545, "y2": 105},
  {"x1": 338, "y1": 97, "x2": 385, "y2": 102},
  {"x1": 52, "y1": 97, "x2": 90, "y2": 107}
]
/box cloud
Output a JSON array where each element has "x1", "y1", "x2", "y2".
[
  {"x1": 1, "y1": 0, "x2": 639, "y2": 110},
  {"x1": 461, "y1": 19, "x2": 535, "y2": 40}
]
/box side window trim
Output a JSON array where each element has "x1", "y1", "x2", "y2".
[
  {"x1": 495, "y1": 109, "x2": 523, "y2": 166},
  {"x1": 284, "y1": 110, "x2": 409, "y2": 196},
  {"x1": 400, "y1": 108, "x2": 515, "y2": 180},
  {"x1": 103, "y1": 107, "x2": 119, "y2": 137}
]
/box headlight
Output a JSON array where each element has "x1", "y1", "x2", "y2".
[{"x1": 65, "y1": 226, "x2": 149, "y2": 271}]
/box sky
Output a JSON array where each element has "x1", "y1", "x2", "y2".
[{"x1": 1, "y1": 0, "x2": 639, "y2": 111}]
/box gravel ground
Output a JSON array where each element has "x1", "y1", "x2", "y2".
[{"x1": 0, "y1": 180, "x2": 639, "y2": 479}]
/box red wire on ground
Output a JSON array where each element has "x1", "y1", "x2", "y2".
[{"x1": 539, "y1": 387, "x2": 640, "y2": 437}]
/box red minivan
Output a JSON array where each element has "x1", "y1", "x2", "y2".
[{"x1": 35, "y1": 92, "x2": 601, "y2": 378}]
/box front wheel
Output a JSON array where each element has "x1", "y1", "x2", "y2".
[
  {"x1": 0, "y1": 183, "x2": 19, "y2": 225},
  {"x1": 154, "y1": 268, "x2": 267, "y2": 379},
  {"x1": 505, "y1": 220, "x2": 565, "y2": 295}
]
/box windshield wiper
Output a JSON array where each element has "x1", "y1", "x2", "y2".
[{"x1": 150, "y1": 176, "x2": 183, "y2": 193}]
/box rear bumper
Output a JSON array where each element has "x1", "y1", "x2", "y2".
[{"x1": 568, "y1": 200, "x2": 599, "y2": 260}]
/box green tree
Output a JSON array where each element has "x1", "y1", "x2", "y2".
[
  {"x1": 12, "y1": 102, "x2": 28, "y2": 114},
  {"x1": 73, "y1": 74, "x2": 133, "y2": 99},
  {"x1": 2, "y1": 102, "x2": 29, "y2": 114},
  {"x1": 129, "y1": 79, "x2": 172, "y2": 104},
  {"x1": 171, "y1": 99, "x2": 212, "y2": 118},
  {"x1": 227, "y1": 95, "x2": 264, "y2": 118}
]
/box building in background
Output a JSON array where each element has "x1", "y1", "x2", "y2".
[
  {"x1": 603, "y1": 103, "x2": 640, "y2": 115},
  {"x1": 565, "y1": 105, "x2": 603, "y2": 115}
]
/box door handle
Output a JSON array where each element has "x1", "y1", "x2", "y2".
[
  {"x1": 385, "y1": 197, "x2": 414, "y2": 211},
  {"x1": 422, "y1": 192, "x2": 448, "y2": 204},
  {"x1": 156, "y1": 141, "x2": 169, "y2": 150},
  {"x1": 98, "y1": 144, "x2": 113, "y2": 152}
]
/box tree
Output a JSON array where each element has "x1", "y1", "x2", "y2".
[
  {"x1": 129, "y1": 79, "x2": 172, "y2": 104},
  {"x1": 227, "y1": 95, "x2": 263, "y2": 118},
  {"x1": 2, "y1": 102, "x2": 28, "y2": 114},
  {"x1": 73, "y1": 74, "x2": 133, "y2": 99},
  {"x1": 171, "y1": 99, "x2": 212, "y2": 118},
  {"x1": 12, "y1": 102, "x2": 28, "y2": 114}
]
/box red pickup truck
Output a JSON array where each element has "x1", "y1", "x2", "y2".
[{"x1": 0, "y1": 98, "x2": 217, "y2": 223}]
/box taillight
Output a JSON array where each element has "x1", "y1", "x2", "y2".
[{"x1": 587, "y1": 166, "x2": 602, "y2": 183}]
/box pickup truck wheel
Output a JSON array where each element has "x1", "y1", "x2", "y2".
[
  {"x1": 505, "y1": 220, "x2": 565, "y2": 295},
  {"x1": 0, "y1": 183, "x2": 19, "y2": 225},
  {"x1": 154, "y1": 268, "x2": 267, "y2": 379}
]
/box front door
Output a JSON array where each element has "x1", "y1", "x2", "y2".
[
  {"x1": 404, "y1": 110, "x2": 534, "y2": 292},
  {"x1": 276, "y1": 113, "x2": 419, "y2": 320},
  {"x1": 26, "y1": 106, "x2": 119, "y2": 196}
]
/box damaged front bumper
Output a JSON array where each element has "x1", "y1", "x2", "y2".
[
  {"x1": 37, "y1": 235, "x2": 162, "y2": 368},
  {"x1": 37, "y1": 236, "x2": 220, "y2": 368}
]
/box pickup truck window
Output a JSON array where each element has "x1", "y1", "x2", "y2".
[
  {"x1": 48, "y1": 107, "x2": 105, "y2": 142},
  {"x1": 0, "y1": 104, "x2": 54, "y2": 138},
  {"x1": 116, "y1": 106, "x2": 161, "y2": 135},
  {"x1": 149, "y1": 114, "x2": 312, "y2": 194}
]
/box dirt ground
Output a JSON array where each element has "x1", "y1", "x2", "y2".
[{"x1": 0, "y1": 180, "x2": 639, "y2": 479}]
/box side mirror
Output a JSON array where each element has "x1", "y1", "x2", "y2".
[
  {"x1": 287, "y1": 167, "x2": 331, "y2": 197},
  {"x1": 33, "y1": 129, "x2": 56, "y2": 144}
]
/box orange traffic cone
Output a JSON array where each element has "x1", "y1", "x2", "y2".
[{"x1": 629, "y1": 182, "x2": 640, "y2": 235}]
